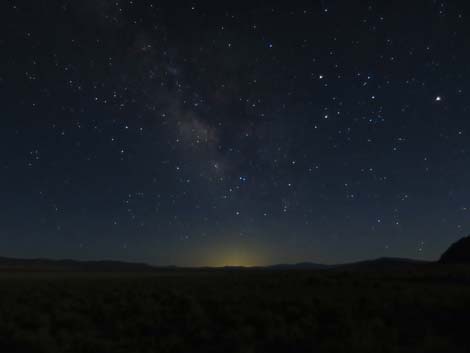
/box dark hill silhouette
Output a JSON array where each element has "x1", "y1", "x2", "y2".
[
  {"x1": 440, "y1": 236, "x2": 470, "y2": 264},
  {"x1": 267, "y1": 262, "x2": 329, "y2": 270},
  {"x1": 0, "y1": 256, "x2": 432, "y2": 272},
  {"x1": 0, "y1": 257, "x2": 156, "y2": 272},
  {"x1": 267, "y1": 258, "x2": 431, "y2": 271},
  {"x1": 344, "y1": 257, "x2": 429, "y2": 268}
]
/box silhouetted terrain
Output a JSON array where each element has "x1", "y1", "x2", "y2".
[
  {"x1": 266, "y1": 262, "x2": 330, "y2": 269},
  {"x1": 1, "y1": 239, "x2": 470, "y2": 352},
  {"x1": 440, "y1": 235, "x2": 470, "y2": 264},
  {"x1": 0, "y1": 256, "x2": 428, "y2": 272},
  {"x1": 1, "y1": 264, "x2": 470, "y2": 353},
  {"x1": 0, "y1": 257, "x2": 156, "y2": 272}
]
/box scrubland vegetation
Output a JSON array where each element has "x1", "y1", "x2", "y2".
[{"x1": 0, "y1": 266, "x2": 469, "y2": 353}]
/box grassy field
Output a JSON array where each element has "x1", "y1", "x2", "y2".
[{"x1": 0, "y1": 266, "x2": 469, "y2": 353}]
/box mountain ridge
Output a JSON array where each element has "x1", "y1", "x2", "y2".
[
  {"x1": 440, "y1": 235, "x2": 470, "y2": 264},
  {"x1": 0, "y1": 256, "x2": 431, "y2": 272}
]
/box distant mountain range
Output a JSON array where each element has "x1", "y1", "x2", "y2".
[
  {"x1": 266, "y1": 257, "x2": 429, "y2": 270},
  {"x1": 0, "y1": 256, "x2": 431, "y2": 272},
  {"x1": 266, "y1": 262, "x2": 330, "y2": 269},
  {"x1": 3, "y1": 234, "x2": 470, "y2": 272},
  {"x1": 0, "y1": 257, "x2": 156, "y2": 272}
]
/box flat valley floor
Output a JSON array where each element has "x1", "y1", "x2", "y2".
[{"x1": 0, "y1": 265, "x2": 469, "y2": 353}]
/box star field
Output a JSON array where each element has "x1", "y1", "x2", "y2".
[{"x1": 1, "y1": 1, "x2": 469, "y2": 266}]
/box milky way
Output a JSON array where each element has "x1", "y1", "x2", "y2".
[{"x1": 1, "y1": 1, "x2": 469, "y2": 265}]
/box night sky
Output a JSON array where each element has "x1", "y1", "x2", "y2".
[{"x1": 1, "y1": 1, "x2": 469, "y2": 266}]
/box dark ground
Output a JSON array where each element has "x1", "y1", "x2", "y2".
[{"x1": 1, "y1": 265, "x2": 469, "y2": 353}]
